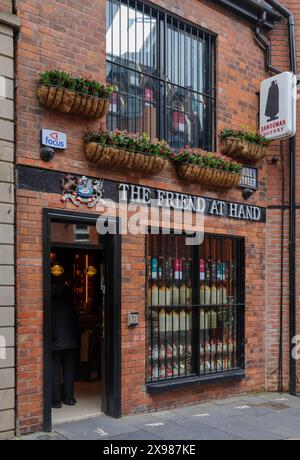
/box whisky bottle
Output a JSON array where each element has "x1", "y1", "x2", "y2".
[
  {"x1": 159, "y1": 363, "x2": 166, "y2": 379},
  {"x1": 180, "y1": 283, "x2": 186, "y2": 305},
  {"x1": 200, "y1": 284, "x2": 211, "y2": 305},
  {"x1": 174, "y1": 258, "x2": 183, "y2": 280},
  {"x1": 158, "y1": 257, "x2": 164, "y2": 280},
  {"x1": 152, "y1": 344, "x2": 159, "y2": 359},
  {"x1": 211, "y1": 308, "x2": 217, "y2": 329},
  {"x1": 200, "y1": 309, "x2": 211, "y2": 330},
  {"x1": 166, "y1": 311, "x2": 172, "y2": 332},
  {"x1": 152, "y1": 258, "x2": 158, "y2": 280},
  {"x1": 206, "y1": 259, "x2": 211, "y2": 280},
  {"x1": 217, "y1": 285, "x2": 227, "y2": 305},
  {"x1": 187, "y1": 310, "x2": 192, "y2": 331},
  {"x1": 159, "y1": 285, "x2": 166, "y2": 306},
  {"x1": 180, "y1": 310, "x2": 187, "y2": 331},
  {"x1": 172, "y1": 284, "x2": 180, "y2": 305},
  {"x1": 200, "y1": 309, "x2": 205, "y2": 330},
  {"x1": 151, "y1": 283, "x2": 159, "y2": 306},
  {"x1": 200, "y1": 259, "x2": 206, "y2": 281},
  {"x1": 211, "y1": 259, "x2": 217, "y2": 282},
  {"x1": 165, "y1": 285, "x2": 171, "y2": 306},
  {"x1": 159, "y1": 343, "x2": 166, "y2": 359},
  {"x1": 217, "y1": 260, "x2": 222, "y2": 281},
  {"x1": 152, "y1": 364, "x2": 159, "y2": 380},
  {"x1": 159, "y1": 309, "x2": 166, "y2": 331},
  {"x1": 173, "y1": 311, "x2": 179, "y2": 331},
  {"x1": 211, "y1": 283, "x2": 217, "y2": 305},
  {"x1": 185, "y1": 285, "x2": 192, "y2": 305}
]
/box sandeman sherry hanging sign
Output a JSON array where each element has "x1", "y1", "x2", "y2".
[{"x1": 260, "y1": 71, "x2": 297, "y2": 141}]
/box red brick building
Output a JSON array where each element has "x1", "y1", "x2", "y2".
[{"x1": 0, "y1": 0, "x2": 299, "y2": 438}]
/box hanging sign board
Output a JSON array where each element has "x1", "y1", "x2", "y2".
[{"x1": 260, "y1": 71, "x2": 297, "y2": 141}]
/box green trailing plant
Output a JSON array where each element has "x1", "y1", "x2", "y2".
[
  {"x1": 220, "y1": 127, "x2": 270, "y2": 147},
  {"x1": 84, "y1": 130, "x2": 172, "y2": 158},
  {"x1": 170, "y1": 148, "x2": 242, "y2": 174},
  {"x1": 39, "y1": 70, "x2": 117, "y2": 99}
]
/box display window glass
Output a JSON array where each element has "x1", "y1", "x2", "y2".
[{"x1": 146, "y1": 234, "x2": 245, "y2": 383}]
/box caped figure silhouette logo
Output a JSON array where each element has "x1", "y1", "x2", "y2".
[{"x1": 265, "y1": 80, "x2": 279, "y2": 122}]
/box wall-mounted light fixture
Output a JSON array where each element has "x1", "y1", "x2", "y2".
[
  {"x1": 40, "y1": 146, "x2": 55, "y2": 162},
  {"x1": 266, "y1": 155, "x2": 280, "y2": 165},
  {"x1": 242, "y1": 188, "x2": 255, "y2": 200},
  {"x1": 86, "y1": 266, "x2": 98, "y2": 277},
  {"x1": 51, "y1": 264, "x2": 64, "y2": 277}
]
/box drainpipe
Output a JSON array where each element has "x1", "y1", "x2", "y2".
[
  {"x1": 263, "y1": 0, "x2": 297, "y2": 396},
  {"x1": 12, "y1": 0, "x2": 20, "y2": 436},
  {"x1": 254, "y1": 12, "x2": 282, "y2": 74}
]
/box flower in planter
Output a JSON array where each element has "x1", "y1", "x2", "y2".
[
  {"x1": 171, "y1": 147, "x2": 242, "y2": 188},
  {"x1": 219, "y1": 127, "x2": 270, "y2": 162},
  {"x1": 84, "y1": 130, "x2": 171, "y2": 175},
  {"x1": 38, "y1": 69, "x2": 117, "y2": 119},
  {"x1": 39, "y1": 69, "x2": 117, "y2": 99},
  {"x1": 171, "y1": 148, "x2": 242, "y2": 175},
  {"x1": 220, "y1": 127, "x2": 269, "y2": 147},
  {"x1": 84, "y1": 130, "x2": 172, "y2": 158}
]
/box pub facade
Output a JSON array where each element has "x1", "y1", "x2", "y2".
[{"x1": 0, "y1": 0, "x2": 299, "y2": 437}]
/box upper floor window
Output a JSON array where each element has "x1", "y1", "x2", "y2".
[{"x1": 106, "y1": 0, "x2": 216, "y2": 151}]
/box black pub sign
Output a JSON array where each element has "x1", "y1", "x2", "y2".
[{"x1": 17, "y1": 165, "x2": 266, "y2": 224}]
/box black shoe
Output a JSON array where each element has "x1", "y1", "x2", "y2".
[
  {"x1": 63, "y1": 398, "x2": 77, "y2": 406},
  {"x1": 52, "y1": 401, "x2": 62, "y2": 409}
]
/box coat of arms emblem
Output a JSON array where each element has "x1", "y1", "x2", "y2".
[{"x1": 62, "y1": 175, "x2": 104, "y2": 208}]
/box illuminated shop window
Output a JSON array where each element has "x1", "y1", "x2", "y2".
[{"x1": 146, "y1": 234, "x2": 245, "y2": 383}]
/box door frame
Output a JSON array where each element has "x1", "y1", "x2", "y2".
[{"x1": 43, "y1": 209, "x2": 121, "y2": 432}]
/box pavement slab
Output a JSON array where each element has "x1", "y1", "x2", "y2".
[{"x1": 20, "y1": 393, "x2": 300, "y2": 441}]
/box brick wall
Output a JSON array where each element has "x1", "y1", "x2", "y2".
[
  {"x1": 0, "y1": 1, "x2": 19, "y2": 441},
  {"x1": 15, "y1": 0, "x2": 270, "y2": 434},
  {"x1": 13, "y1": 0, "x2": 292, "y2": 434},
  {"x1": 264, "y1": 0, "x2": 300, "y2": 393},
  {"x1": 16, "y1": 174, "x2": 266, "y2": 431},
  {"x1": 0, "y1": 0, "x2": 12, "y2": 14}
]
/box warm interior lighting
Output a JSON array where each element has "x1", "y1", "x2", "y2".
[
  {"x1": 86, "y1": 266, "x2": 98, "y2": 277},
  {"x1": 51, "y1": 264, "x2": 65, "y2": 277}
]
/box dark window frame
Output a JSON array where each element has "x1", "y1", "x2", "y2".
[
  {"x1": 106, "y1": 0, "x2": 216, "y2": 152},
  {"x1": 145, "y1": 232, "x2": 245, "y2": 389}
]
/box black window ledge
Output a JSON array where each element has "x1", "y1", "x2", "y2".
[{"x1": 146, "y1": 370, "x2": 245, "y2": 394}]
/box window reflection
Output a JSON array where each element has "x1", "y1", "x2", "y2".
[
  {"x1": 106, "y1": 0, "x2": 157, "y2": 73},
  {"x1": 106, "y1": 0, "x2": 215, "y2": 152}
]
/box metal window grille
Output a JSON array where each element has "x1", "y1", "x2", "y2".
[
  {"x1": 106, "y1": 0, "x2": 216, "y2": 151},
  {"x1": 146, "y1": 234, "x2": 245, "y2": 383}
]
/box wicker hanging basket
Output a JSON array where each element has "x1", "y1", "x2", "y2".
[
  {"x1": 85, "y1": 142, "x2": 168, "y2": 175},
  {"x1": 220, "y1": 137, "x2": 268, "y2": 162},
  {"x1": 177, "y1": 163, "x2": 241, "y2": 188},
  {"x1": 37, "y1": 85, "x2": 110, "y2": 119}
]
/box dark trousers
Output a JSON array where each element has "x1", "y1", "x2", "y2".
[{"x1": 52, "y1": 349, "x2": 75, "y2": 403}]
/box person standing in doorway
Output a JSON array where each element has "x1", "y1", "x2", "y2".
[{"x1": 51, "y1": 276, "x2": 78, "y2": 409}]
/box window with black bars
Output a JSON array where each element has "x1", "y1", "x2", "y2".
[
  {"x1": 106, "y1": 0, "x2": 216, "y2": 151},
  {"x1": 146, "y1": 234, "x2": 245, "y2": 383}
]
